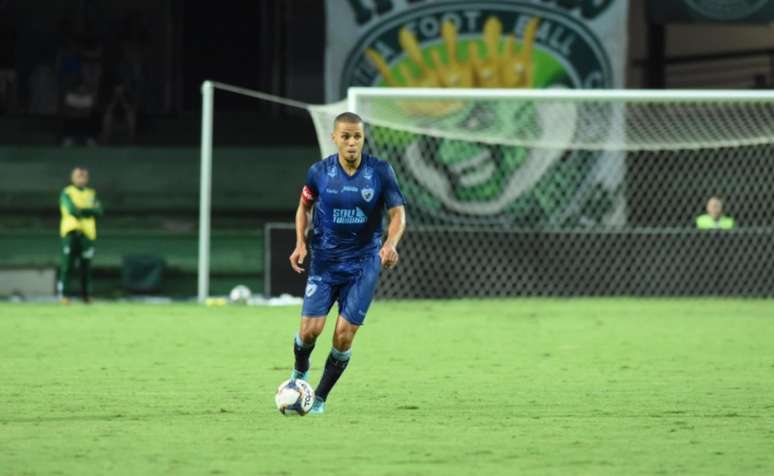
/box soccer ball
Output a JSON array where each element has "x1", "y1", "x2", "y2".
[
  {"x1": 275, "y1": 379, "x2": 315, "y2": 416},
  {"x1": 228, "y1": 284, "x2": 251, "y2": 304}
]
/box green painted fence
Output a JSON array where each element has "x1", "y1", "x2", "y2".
[{"x1": 0, "y1": 146, "x2": 317, "y2": 212}]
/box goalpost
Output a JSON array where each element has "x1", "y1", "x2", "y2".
[
  {"x1": 199, "y1": 82, "x2": 774, "y2": 301},
  {"x1": 197, "y1": 80, "x2": 317, "y2": 302}
]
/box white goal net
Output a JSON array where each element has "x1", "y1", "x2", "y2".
[{"x1": 307, "y1": 88, "x2": 774, "y2": 297}]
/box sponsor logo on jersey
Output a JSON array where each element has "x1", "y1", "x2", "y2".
[
  {"x1": 361, "y1": 187, "x2": 374, "y2": 202},
  {"x1": 326, "y1": 188, "x2": 339, "y2": 194},
  {"x1": 342, "y1": 185, "x2": 359, "y2": 192},
  {"x1": 333, "y1": 207, "x2": 367, "y2": 224}
]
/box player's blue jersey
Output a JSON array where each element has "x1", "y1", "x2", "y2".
[{"x1": 304, "y1": 153, "x2": 405, "y2": 262}]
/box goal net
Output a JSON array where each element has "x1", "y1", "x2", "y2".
[{"x1": 308, "y1": 88, "x2": 774, "y2": 297}]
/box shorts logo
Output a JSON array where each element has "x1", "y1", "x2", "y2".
[
  {"x1": 305, "y1": 283, "x2": 317, "y2": 297},
  {"x1": 361, "y1": 187, "x2": 374, "y2": 202}
]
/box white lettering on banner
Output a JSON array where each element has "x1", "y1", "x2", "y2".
[
  {"x1": 461, "y1": 11, "x2": 482, "y2": 31},
  {"x1": 515, "y1": 16, "x2": 577, "y2": 57},
  {"x1": 325, "y1": 1, "x2": 628, "y2": 101},
  {"x1": 418, "y1": 16, "x2": 440, "y2": 37},
  {"x1": 373, "y1": 41, "x2": 395, "y2": 62},
  {"x1": 439, "y1": 12, "x2": 462, "y2": 30},
  {"x1": 342, "y1": 0, "x2": 613, "y2": 27}
]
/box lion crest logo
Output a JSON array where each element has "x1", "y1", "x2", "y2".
[{"x1": 305, "y1": 283, "x2": 317, "y2": 297}]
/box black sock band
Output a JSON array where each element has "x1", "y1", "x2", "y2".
[
  {"x1": 293, "y1": 335, "x2": 315, "y2": 374},
  {"x1": 315, "y1": 348, "x2": 351, "y2": 402}
]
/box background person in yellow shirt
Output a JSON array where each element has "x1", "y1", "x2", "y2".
[
  {"x1": 58, "y1": 167, "x2": 103, "y2": 303},
  {"x1": 696, "y1": 196, "x2": 735, "y2": 230}
]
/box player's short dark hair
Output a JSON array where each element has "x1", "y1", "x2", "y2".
[{"x1": 334, "y1": 112, "x2": 363, "y2": 129}]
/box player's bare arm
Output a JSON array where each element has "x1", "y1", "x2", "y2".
[
  {"x1": 290, "y1": 193, "x2": 313, "y2": 273},
  {"x1": 380, "y1": 205, "x2": 406, "y2": 269}
]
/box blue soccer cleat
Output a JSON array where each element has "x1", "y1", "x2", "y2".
[
  {"x1": 290, "y1": 368, "x2": 309, "y2": 382},
  {"x1": 309, "y1": 397, "x2": 325, "y2": 415}
]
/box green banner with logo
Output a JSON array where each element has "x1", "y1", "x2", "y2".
[
  {"x1": 648, "y1": 0, "x2": 774, "y2": 23},
  {"x1": 324, "y1": 0, "x2": 629, "y2": 229},
  {"x1": 325, "y1": 0, "x2": 628, "y2": 99}
]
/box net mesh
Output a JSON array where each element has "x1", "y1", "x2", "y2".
[{"x1": 308, "y1": 90, "x2": 774, "y2": 297}]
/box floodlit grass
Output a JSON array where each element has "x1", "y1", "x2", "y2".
[{"x1": 1, "y1": 299, "x2": 773, "y2": 475}]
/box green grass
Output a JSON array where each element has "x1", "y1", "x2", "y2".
[{"x1": 1, "y1": 299, "x2": 773, "y2": 475}]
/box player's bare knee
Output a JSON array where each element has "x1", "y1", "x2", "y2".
[
  {"x1": 299, "y1": 327, "x2": 321, "y2": 343},
  {"x1": 333, "y1": 328, "x2": 356, "y2": 351},
  {"x1": 299, "y1": 319, "x2": 324, "y2": 343},
  {"x1": 299, "y1": 330, "x2": 316, "y2": 344},
  {"x1": 333, "y1": 334, "x2": 353, "y2": 352}
]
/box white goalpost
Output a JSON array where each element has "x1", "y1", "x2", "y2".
[
  {"x1": 199, "y1": 82, "x2": 774, "y2": 301},
  {"x1": 197, "y1": 81, "x2": 213, "y2": 303},
  {"x1": 196, "y1": 80, "x2": 318, "y2": 302}
]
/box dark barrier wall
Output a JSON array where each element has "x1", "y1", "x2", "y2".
[
  {"x1": 267, "y1": 225, "x2": 774, "y2": 298},
  {"x1": 265, "y1": 223, "x2": 305, "y2": 297}
]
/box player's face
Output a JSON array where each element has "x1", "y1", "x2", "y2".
[
  {"x1": 332, "y1": 121, "x2": 365, "y2": 165},
  {"x1": 72, "y1": 169, "x2": 89, "y2": 188},
  {"x1": 707, "y1": 198, "x2": 722, "y2": 219}
]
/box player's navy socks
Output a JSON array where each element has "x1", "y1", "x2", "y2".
[
  {"x1": 293, "y1": 334, "x2": 315, "y2": 374},
  {"x1": 315, "y1": 347, "x2": 351, "y2": 401}
]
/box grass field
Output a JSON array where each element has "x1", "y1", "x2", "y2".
[{"x1": 1, "y1": 299, "x2": 773, "y2": 475}]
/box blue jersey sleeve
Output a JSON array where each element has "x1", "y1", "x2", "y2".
[
  {"x1": 305, "y1": 163, "x2": 319, "y2": 194},
  {"x1": 302, "y1": 163, "x2": 320, "y2": 206},
  {"x1": 380, "y1": 163, "x2": 406, "y2": 209}
]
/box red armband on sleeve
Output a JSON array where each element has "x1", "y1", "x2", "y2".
[{"x1": 301, "y1": 185, "x2": 316, "y2": 206}]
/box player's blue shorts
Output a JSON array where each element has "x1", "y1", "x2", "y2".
[{"x1": 301, "y1": 254, "x2": 381, "y2": 326}]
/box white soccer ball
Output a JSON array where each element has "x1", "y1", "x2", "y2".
[
  {"x1": 275, "y1": 379, "x2": 315, "y2": 416},
  {"x1": 228, "y1": 284, "x2": 251, "y2": 304}
]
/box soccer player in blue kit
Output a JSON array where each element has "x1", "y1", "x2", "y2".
[{"x1": 288, "y1": 112, "x2": 407, "y2": 414}]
